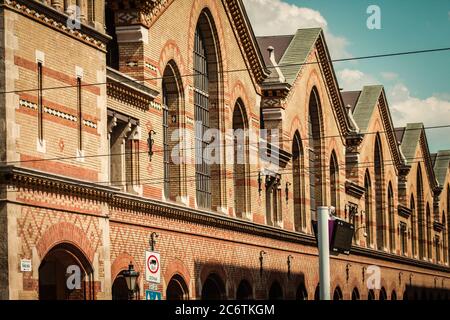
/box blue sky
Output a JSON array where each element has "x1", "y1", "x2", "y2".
[{"x1": 244, "y1": 0, "x2": 450, "y2": 152}]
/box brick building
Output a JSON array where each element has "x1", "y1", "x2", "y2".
[{"x1": 0, "y1": 0, "x2": 449, "y2": 300}]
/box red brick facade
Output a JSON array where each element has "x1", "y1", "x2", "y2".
[{"x1": 0, "y1": 0, "x2": 449, "y2": 300}]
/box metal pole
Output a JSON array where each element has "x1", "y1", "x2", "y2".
[{"x1": 318, "y1": 206, "x2": 330, "y2": 300}]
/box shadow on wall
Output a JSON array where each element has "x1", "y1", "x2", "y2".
[{"x1": 193, "y1": 261, "x2": 307, "y2": 300}]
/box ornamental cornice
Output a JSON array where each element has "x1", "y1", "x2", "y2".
[{"x1": 3, "y1": 0, "x2": 110, "y2": 51}]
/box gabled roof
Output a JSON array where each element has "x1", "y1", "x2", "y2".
[
  {"x1": 399, "y1": 123, "x2": 439, "y2": 191},
  {"x1": 277, "y1": 28, "x2": 322, "y2": 85},
  {"x1": 434, "y1": 150, "x2": 450, "y2": 187},
  {"x1": 345, "y1": 85, "x2": 405, "y2": 172},
  {"x1": 256, "y1": 28, "x2": 353, "y2": 137},
  {"x1": 352, "y1": 85, "x2": 383, "y2": 132}
]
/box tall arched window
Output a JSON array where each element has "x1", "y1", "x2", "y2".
[
  {"x1": 426, "y1": 203, "x2": 432, "y2": 259},
  {"x1": 388, "y1": 182, "x2": 395, "y2": 251},
  {"x1": 374, "y1": 134, "x2": 385, "y2": 250},
  {"x1": 162, "y1": 61, "x2": 183, "y2": 201},
  {"x1": 233, "y1": 99, "x2": 249, "y2": 218},
  {"x1": 410, "y1": 194, "x2": 417, "y2": 257},
  {"x1": 330, "y1": 151, "x2": 339, "y2": 210},
  {"x1": 364, "y1": 171, "x2": 372, "y2": 246},
  {"x1": 417, "y1": 164, "x2": 425, "y2": 259},
  {"x1": 443, "y1": 213, "x2": 448, "y2": 264},
  {"x1": 308, "y1": 87, "x2": 323, "y2": 218},
  {"x1": 194, "y1": 10, "x2": 221, "y2": 210},
  {"x1": 292, "y1": 132, "x2": 305, "y2": 231}
]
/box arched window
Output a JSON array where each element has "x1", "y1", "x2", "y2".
[
  {"x1": 292, "y1": 132, "x2": 305, "y2": 231},
  {"x1": 374, "y1": 134, "x2": 385, "y2": 250},
  {"x1": 308, "y1": 87, "x2": 323, "y2": 218},
  {"x1": 352, "y1": 288, "x2": 360, "y2": 300},
  {"x1": 268, "y1": 281, "x2": 283, "y2": 300},
  {"x1": 410, "y1": 194, "x2": 417, "y2": 257},
  {"x1": 162, "y1": 61, "x2": 183, "y2": 201},
  {"x1": 236, "y1": 280, "x2": 253, "y2": 300},
  {"x1": 417, "y1": 164, "x2": 426, "y2": 259},
  {"x1": 233, "y1": 100, "x2": 250, "y2": 218},
  {"x1": 330, "y1": 151, "x2": 339, "y2": 210},
  {"x1": 443, "y1": 213, "x2": 448, "y2": 264},
  {"x1": 388, "y1": 182, "x2": 395, "y2": 251},
  {"x1": 368, "y1": 289, "x2": 375, "y2": 300},
  {"x1": 194, "y1": 10, "x2": 222, "y2": 210},
  {"x1": 364, "y1": 171, "x2": 372, "y2": 246},
  {"x1": 166, "y1": 274, "x2": 189, "y2": 300},
  {"x1": 333, "y1": 286, "x2": 343, "y2": 300},
  {"x1": 426, "y1": 203, "x2": 432, "y2": 259},
  {"x1": 314, "y1": 284, "x2": 320, "y2": 300}
]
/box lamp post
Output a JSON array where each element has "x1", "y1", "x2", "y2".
[
  {"x1": 317, "y1": 206, "x2": 331, "y2": 300},
  {"x1": 122, "y1": 262, "x2": 139, "y2": 300}
]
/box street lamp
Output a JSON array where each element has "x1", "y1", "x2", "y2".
[{"x1": 122, "y1": 262, "x2": 139, "y2": 300}]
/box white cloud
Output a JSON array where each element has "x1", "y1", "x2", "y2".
[
  {"x1": 243, "y1": 0, "x2": 351, "y2": 59},
  {"x1": 380, "y1": 72, "x2": 398, "y2": 81},
  {"x1": 388, "y1": 83, "x2": 450, "y2": 151},
  {"x1": 336, "y1": 68, "x2": 380, "y2": 91}
]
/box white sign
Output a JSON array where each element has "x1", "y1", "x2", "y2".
[
  {"x1": 20, "y1": 259, "x2": 32, "y2": 272},
  {"x1": 145, "y1": 251, "x2": 161, "y2": 284}
]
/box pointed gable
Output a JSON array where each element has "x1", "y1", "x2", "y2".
[
  {"x1": 400, "y1": 123, "x2": 439, "y2": 190},
  {"x1": 434, "y1": 150, "x2": 450, "y2": 187}
]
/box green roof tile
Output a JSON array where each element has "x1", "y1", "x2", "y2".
[
  {"x1": 434, "y1": 150, "x2": 450, "y2": 186},
  {"x1": 352, "y1": 85, "x2": 383, "y2": 132},
  {"x1": 278, "y1": 28, "x2": 322, "y2": 85}
]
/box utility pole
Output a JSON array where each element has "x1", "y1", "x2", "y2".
[{"x1": 318, "y1": 206, "x2": 331, "y2": 300}]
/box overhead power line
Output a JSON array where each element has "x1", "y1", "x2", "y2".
[
  {"x1": 1, "y1": 123, "x2": 450, "y2": 166},
  {"x1": 0, "y1": 47, "x2": 449, "y2": 95}
]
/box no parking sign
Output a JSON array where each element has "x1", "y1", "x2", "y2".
[{"x1": 145, "y1": 251, "x2": 161, "y2": 283}]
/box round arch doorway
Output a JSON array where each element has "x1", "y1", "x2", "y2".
[
  {"x1": 38, "y1": 243, "x2": 94, "y2": 300},
  {"x1": 166, "y1": 274, "x2": 189, "y2": 300},
  {"x1": 201, "y1": 273, "x2": 226, "y2": 300}
]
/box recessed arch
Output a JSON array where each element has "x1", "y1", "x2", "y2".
[
  {"x1": 417, "y1": 163, "x2": 425, "y2": 259},
  {"x1": 379, "y1": 287, "x2": 387, "y2": 300},
  {"x1": 233, "y1": 98, "x2": 250, "y2": 217},
  {"x1": 426, "y1": 202, "x2": 432, "y2": 259},
  {"x1": 201, "y1": 273, "x2": 226, "y2": 300},
  {"x1": 410, "y1": 194, "x2": 417, "y2": 257},
  {"x1": 387, "y1": 182, "x2": 395, "y2": 251},
  {"x1": 236, "y1": 279, "x2": 253, "y2": 300},
  {"x1": 374, "y1": 133, "x2": 385, "y2": 250},
  {"x1": 268, "y1": 281, "x2": 283, "y2": 300},
  {"x1": 351, "y1": 287, "x2": 360, "y2": 300},
  {"x1": 167, "y1": 274, "x2": 189, "y2": 300},
  {"x1": 391, "y1": 290, "x2": 397, "y2": 300},
  {"x1": 364, "y1": 170, "x2": 373, "y2": 246},
  {"x1": 193, "y1": 8, "x2": 223, "y2": 210},
  {"x1": 162, "y1": 60, "x2": 183, "y2": 201},
  {"x1": 333, "y1": 286, "x2": 343, "y2": 300},
  {"x1": 308, "y1": 86, "x2": 323, "y2": 217},
  {"x1": 296, "y1": 283, "x2": 308, "y2": 300},
  {"x1": 38, "y1": 243, "x2": 94, "y2": 300},
  {"x1": 368, "y1": 289, "x2": 375, "y2": 300},
  {"x1": 329, "y1": 150, "x2": 339, "y2": 211},
  {"x1": 292, "y1": 131, "x2": 305, "y2": 231}
]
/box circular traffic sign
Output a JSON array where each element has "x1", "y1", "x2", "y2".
[{"x1": 147, "y1": 254, "x2": 159, "y2": 274}]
